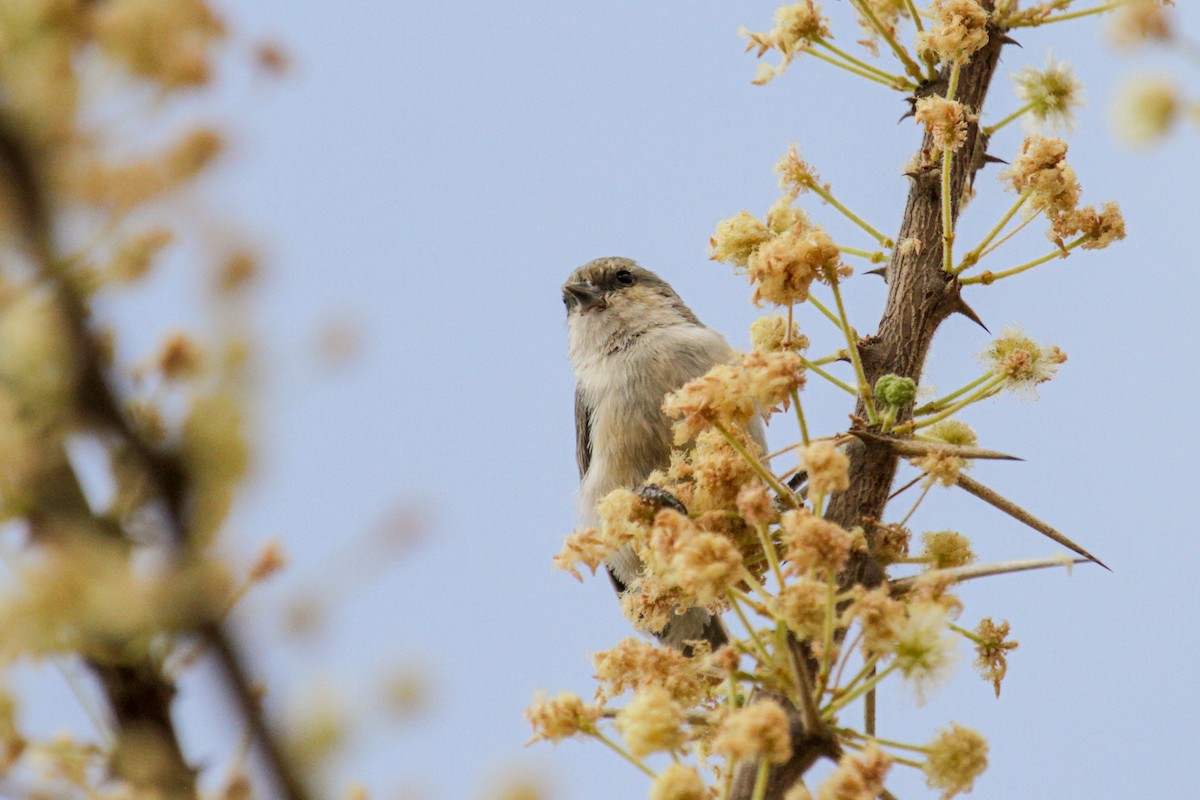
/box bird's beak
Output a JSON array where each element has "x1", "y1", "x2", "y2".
[{"x1": 563, "y1": 281, "x2": 605, "y2": 312}]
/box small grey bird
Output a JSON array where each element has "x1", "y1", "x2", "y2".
[{"x1": 564, "y1": 256, "x2": 767, "y2": 652}]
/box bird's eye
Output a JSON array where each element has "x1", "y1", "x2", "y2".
[{"x1": 615, "y1": 270, "x2": 635, "y2": 286}]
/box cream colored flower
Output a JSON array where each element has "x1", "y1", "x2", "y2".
[
  {"x1": 711, "y1": 700, "x2": 792, "y2": 764},
  {"x1": 923, "y1": 724, "x2": 989, "y2": 798},
  {"x1": 616, "y1": 685, "x2": 687, "y2": 757},
  {"x1": 800, "y1": 441, "x2": 849, "y2": 495},
  {"x1": 524, "y1": 692, "x2": 600, "y2": 743},
  {"x1": 917, "y1": 0, "x2": 989, "y2": 64}
]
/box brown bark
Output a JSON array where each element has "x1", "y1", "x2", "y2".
[{"x1": 731, "y1": 11, "x2": 1009, "y2": 798}]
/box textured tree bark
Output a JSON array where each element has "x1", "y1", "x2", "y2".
[{"x1": 731, "y1": 8, "x2": 1008, "y2": 797}]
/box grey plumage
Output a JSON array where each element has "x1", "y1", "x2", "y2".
[{"x1": 564, "y1": 257, "x2": 767, "y2": 652}]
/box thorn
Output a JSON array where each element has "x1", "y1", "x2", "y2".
[
  {"x1": 903, "y1": 170, "x2": 922, "y2": 179},
  {"x1": 953, "y1": 296, "x2": 990, "y2": 333},
  {"x1": 954, "y1": 473, "x2": 1111, "y2": 570},
  {"x1": 865, "y1": 266, "x2": 887, "y2": 279},
  {"x1": 999, "y1": 34, "x2": 1022, "y2": 47},
  {"x1": 890, "y1": 555, "x2": 1088, "y2": 594},
  {"x1": 851, "y1": 430, "x2": 1023, "y2": 461},
  {"x1": 982, "y1": 154, "x2": 1009, "y2": 165},
  {"x1": 898, "y1": 109, "x2": 915, "y2": 124}
]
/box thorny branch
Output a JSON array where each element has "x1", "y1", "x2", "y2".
[{"x1": 731, "y1": 5, "x2": 1012, "y2": 797}]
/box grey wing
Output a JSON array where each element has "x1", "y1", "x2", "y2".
[{"x1": 575, "y1": 387, "x2": 592, "y2": 480}]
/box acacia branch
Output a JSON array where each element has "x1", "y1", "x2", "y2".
[{"x1": 731, "y1": 6, "x2": 1010, "y2": 796}]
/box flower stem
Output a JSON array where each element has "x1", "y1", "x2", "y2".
[
  {"x1": 758, "y1": 524, "x2": 786, "y2": 590},
  {"x1": 592, "y1": 731, "x2": 657, "y2": 779},
  {"x1": 804, "y1": 179, "x2": 894, "y2": 248},
  {"x1": 903, "y1": 0, "x2": 924, "y2": 32},
  {"x1": 807, "y1": 294, "x2": 843, "y2": 329},
  {"x1": 983, "y1": 100, "x2": 1036, "y2": 136},
  {"x1": 911, "y1": 375, "x2": 1005, "y2": 430},
  {"x1": 729, "y1": 590, "x2": 774, "y2": 666},
  {"x1": 849, "y1": 0, "x2": 926, "y2": 80},
  {"x1": 801, "y1": 357, "x2": 857, "y2": 396},
  {"x1": 913, "y1": 372, "x2": 993, "y2": 414},
  {"x1": 959, "y1": 234, "x2": 1093, "y2": 285},
  {"x1": 956, "y1": 190, "x2": 1031, "y2": 273},
  {"x1": 827, "y1": 275, "x2": 879, "y2": 423},
  {"x1": 823, "y1": 662, "x2": 899, "y2": 717},
  {"x1": 940, "y1": 63, "x2": 962, "y2": 274},
  {"x1": 751, "y1": 757, "x2": 771, "y2": 800},
  {"x1": 839, "y1": 245, "x2": 887, "y2": 263},
  {"x1": 715, "y1": 422, "x2": 799, "y2": 507},
  {"x1": 1011, "y1": 2, "x2": 1122, "y2": 27},
  {"x1": 815, "y1": 38, "x2": 914, "y2": 89},
  {"x1": 791, "y1": 387, "x2": 811, "y2": 447}
]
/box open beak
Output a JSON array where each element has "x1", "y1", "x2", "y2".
[{"x1": 563, "y1": 281, "x2": 605, "y2": 312}]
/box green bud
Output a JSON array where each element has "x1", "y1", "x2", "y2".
[{"x1": 875, "y1": 373, "x2": 917, "y2": 406}]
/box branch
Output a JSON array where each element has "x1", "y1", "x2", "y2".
[
  {"x1": 0, "y1": 118, "x2": 312, "y2": 800},
  {"x1": 732, "y1": 5, "x2": 1012, "y2": 796}
]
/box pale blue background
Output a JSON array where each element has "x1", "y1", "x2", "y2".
[{"x1": 30, "y1": 2, "x2": 1200, "y2": 799}]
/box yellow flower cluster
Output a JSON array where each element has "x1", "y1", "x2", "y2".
[
  {"x1": 916, "y1": 0, "x2": 990, "y2": 65},
  {"x1": 915, "y1": 96, "x2": 973, "y2": 153}
]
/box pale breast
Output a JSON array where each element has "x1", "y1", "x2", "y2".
[{"x1": 575, "y1": 323, "x2": 734, "y2": 525}]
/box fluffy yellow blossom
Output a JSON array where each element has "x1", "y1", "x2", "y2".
[
  {"x1": 816, "y1": 743, "x2": 893, "y2": 800},
  {"x1": 742, "y1": 350, "x2": 804, "y2": 413},
  {"x1": 1051, "y1": 201, "x2": 1126, "y2": 249},
  {"x1": 972, "y1": 617, "x2": 1018, "y2": 697},
  {"x1": 1001, "y1": 135, "x2": 1079, "y2": 220},
  {"x1": 981, "y1": 328, "x2": 1066, "y2": 393},
  {"x1": 650, "y1": 764, "x2": 707, "y2": 800},
  {"x1": 775, "y1": 145, "x2": 821, "y2": 194},
  {"x1": 663, "y1": 364, "x2": 756, "y2": 444},
  {"x1": 592, "y1": 638, "x2": 712, "y2": 706},
  {"x1": 920, "y1": 531, "x2": 975, "y2": 568},
  {"x1": 155, "y1": 332, "x2": 206, "y2": 381},
  {"x1": 553, "y1": 527, "x2": 610, "y2": 580},
  {"x1": 924, "y1": 419, "x2": 977, "y2": 447},
  {"x1": 750, "y1": 315, "x2": 809, "y2": 353},
  {"x1": 850, "y1": 587, "x2": 905, "y2": 656},
  {"x1": 800, "y1": 441, "x2": 849, "y2": 495},
  {"x1": 736, "y1": 481, "x2": 776, "y2": 526},
  {"x1": 709, "y1": 211, "x2": 772, "y2": 267},
  {"x1": 93, "y1": 0, "x2": 226, "y2": 88},
  {"x1": 1108, "y1": 0, "x2": 1174, "y2": 50},
  {"x1": 106, "y1": 229, "x2": 174, "y2": 284},
  {"x1": 781, "y1": 510, "x2": 858, "y2": 576},
  {"x1": 672, "y1": 532, "x2": 743, "y2": 606},
  {"x1": 917, "y1": 0, "x2": 989, "y2": 64},
  {"x1": 922, "y1": 724, "x2": 989, "y2": 798},
  {"x1": 746, "y1": 224, "x2": 841, "y2": 306},
  {"x1": 1013, "y1": 54, "x2": 1083, "y2": 133},
  {"x1": 767, "y1": 197, "x2": 810, "y2": 234},
  {"x1": 616, "y1": 685, "x2": 687, "y2": 757},
  {"x1": 524, "y1": 692, "x2": 600, "y2": 743},
  {"x1": 711, "y1": 700, "x2": 792, "y2": 764},
  {"x1": 741, "y1": 2, "x2": 830, "y2": 83},
  {"x1": 619, "y1": 578, "x2": 679, "y2": 637},
  {"x1": 1112, "y1": 76, "x2": 1179, "y2": 147},
  {"x1": 774, "y1": 578, "x2": 827, "y2": 640},
  {"x1": 915, "y1": 96, "x2": 972, "y2": 153},
  {"x1": 893, "y1": 602, "x2": 959, "y2": 703}
]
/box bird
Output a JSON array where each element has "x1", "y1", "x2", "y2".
[{"x1": 563, "y1": 256, "x2": 767, "y2": 652}]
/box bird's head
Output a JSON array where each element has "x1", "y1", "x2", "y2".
[{"x1": 563, "y1": 258, "x2": 701, "y2": 353}]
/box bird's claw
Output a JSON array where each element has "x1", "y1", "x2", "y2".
[{"x1": 638, "y1": 484, "x2": 688, "y2": 516}]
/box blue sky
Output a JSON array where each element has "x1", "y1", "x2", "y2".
[{"x1": 29, "y1": 2, "x2": 1199, "y2": 799}]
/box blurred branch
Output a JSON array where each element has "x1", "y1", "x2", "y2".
[{"x1": 0, "y1": 117, "x2": 311, "y2": 800}]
